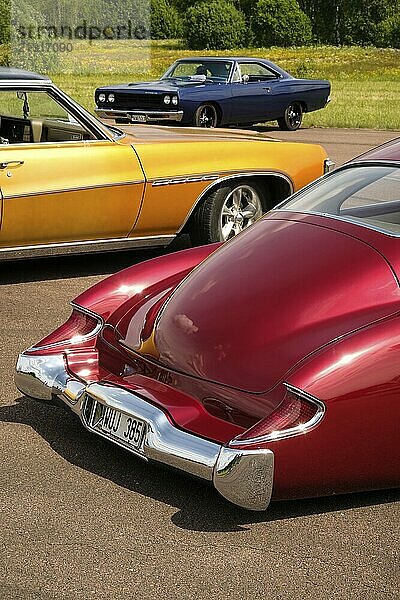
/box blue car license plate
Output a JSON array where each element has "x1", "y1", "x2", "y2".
[{"x1": 129, "y1": 114, "x2": 147, "y2": 123}]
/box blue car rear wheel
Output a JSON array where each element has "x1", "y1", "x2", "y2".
[{"x1": 278, "y1": 102, "x2": 303, "y2": 131}]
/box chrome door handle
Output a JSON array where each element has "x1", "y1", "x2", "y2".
[
  {"x1": 263, "y1": 87, "x2": 271, "y2": 93},
  {"x1": 0, "y1": 160, "x2": 25, "y2": 169}
]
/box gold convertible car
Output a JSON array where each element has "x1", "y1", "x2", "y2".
[{"x1": 0, "y1": 68, "x2": 330, "y2": 260}]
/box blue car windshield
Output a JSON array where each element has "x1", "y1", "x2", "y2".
[{"x1": 162, "y1": 61, "x2": 232, "y2": 82}]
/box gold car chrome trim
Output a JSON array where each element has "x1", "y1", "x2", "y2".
[
  {"x1": 148, "y1": 169, "x2": 294, "y2": 185},
  {"x1": 151, "y1": 169, "x2": 293, "y2": 187},
  {"x1": 177, "y1": 170, "x2": 294, "y2": 233},
  {"x1": 152, "y1": 174, "x2": 220, "y2": 187},
  {"x1": 0, "y1": 139, "x2": 117, "y2": 150},
  {"x1": 0, "y1": 80, "x2": 114, "y2": 141},
  {"x1": 4, "y1": 179, "x2": 145, "y2": 201},
  {"x1": 0, "y1": 234, "x2": 175, "y2": 260},
  {"x1": 0, "y1": 80, "x2": 52, "y2": 87},
  {"x1": 52, "y1": 84, "x2": 115, "y2": 141}
]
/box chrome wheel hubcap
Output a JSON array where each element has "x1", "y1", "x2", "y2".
[
  {"x1": 287, "y1": 104, "x2": 301, "y2": 128},
  {"x1": 219, "y1": 185, "x2": 263, "y2": 241},
  {"x1": 198, "y1": 106, "x2": 217, "y2": 127}
]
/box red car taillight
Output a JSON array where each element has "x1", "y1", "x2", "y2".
[
  {"x1": 28, "y1": 305, "x2": 102, "y2": 355},
  {"x1": 230, "y1": 385, "x2": 325, "y2": 447}
]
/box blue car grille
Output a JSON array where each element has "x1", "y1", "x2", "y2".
[{"x1": 112, "y1": 93, "x2": 168, "y2": 110}]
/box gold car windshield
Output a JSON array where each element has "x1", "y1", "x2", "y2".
[
  {"x1": 278, "y1": 165, "x2": 400, "y2": 236},
  {"x1": 0, "y1": 90, "x2": 96, "y2": 144}
]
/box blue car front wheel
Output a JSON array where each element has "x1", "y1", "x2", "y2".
[{"x1": 194, "y1": 103, "x2": 219, "y2": 128}]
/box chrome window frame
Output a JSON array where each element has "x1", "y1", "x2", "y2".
[
  {"x1": 0, "y1": 79, "x2": 117, "y2": 143},
  {"x1": 274, "y1": 160, "x2": 400, "y2": 238},
  {"x1": 235, "y1": 61, "x2": 282, "y2": 83},
  {"x1": 162, "y1": 59, "x2": 235, "y2": 85}
]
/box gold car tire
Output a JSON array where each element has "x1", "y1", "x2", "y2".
[{"x1": 189, "y1": 181, "x2": 266, "y2": 245}]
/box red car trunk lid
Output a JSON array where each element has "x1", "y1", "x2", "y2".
[{"x1": 120, "y1": 217, "x2": 400, "y2": 395}]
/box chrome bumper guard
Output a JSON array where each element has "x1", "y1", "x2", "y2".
[
  {"x1": 95, "y1": 108, "x2": 184, "y2": 123},
  {"x1": 15, "y1": 353, "x2": 274, "y2": 511}
]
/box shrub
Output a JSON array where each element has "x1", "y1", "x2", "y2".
[
  {"x1": 376, "y1": 14, "x2": 400, "y2": 48},
  {"x1": 170, "y1": 0, "x2": 197, "y2": 10},
  {"x1": 232, "y1": 0, "x2": 256, "y2": 17},
  {"x1": 0, "y1": 0, "x2": 10, "y2": 45},
  {"x1": 184, "y1": 0, "x2": 247, "y2": 50},
  {"x1": 151, "y1": 0, "x2": 184, "y2": 39},
  {"x1": 253, "y1": 0, "x2": 313, "y2": 47},
  {"x1": 338, "y1": 0, "x2": 399, "y2": 46}
]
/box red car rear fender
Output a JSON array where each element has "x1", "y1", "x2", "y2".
[
  {"x1": 260, "y1": 312, "x2": 400, "y2": 500},
  {"x1": 288, "y1": 311, "x2": 400, "y2": 402},
  {"x1": 73, "y1": 243, "x2": 221, "y2": 325}
]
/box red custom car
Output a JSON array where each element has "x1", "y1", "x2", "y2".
[{"x1": 16, "y1": 139, "x2": 400, "y2": 510}]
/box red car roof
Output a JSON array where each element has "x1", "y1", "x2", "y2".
[{"x1": 353, "y1": 137, "x2": 400, "y2": 162}]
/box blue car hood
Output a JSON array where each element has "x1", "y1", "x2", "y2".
[{"x1": 97, "y1": 80, "x2": 220, "y2": 94}]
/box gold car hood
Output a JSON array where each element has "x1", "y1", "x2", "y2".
[
  {"x1": 113, "y1": 123, "x2": 281, "y2": 144},
  {"x1": 110, "y1": 121, "x2": 327, "y2": 194}
]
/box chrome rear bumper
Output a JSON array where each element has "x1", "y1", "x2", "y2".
[
  {"x1": 15, "y1": 353, "x2": 274, "y2": 511},
  {"x1": 95, "y1": 108, "x2": 184, "y2": 123}
]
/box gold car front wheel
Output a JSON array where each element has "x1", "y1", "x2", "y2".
[{"x1": 189, "y1": 181, "x2": 266, "y2": 245}]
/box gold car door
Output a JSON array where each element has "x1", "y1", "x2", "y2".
[
  {"x1": 0, "y1": 90, "x2": 144, "y2": 249},
  {"x1": 0, "y1": 141, "x2": 144, "y2": 247}
]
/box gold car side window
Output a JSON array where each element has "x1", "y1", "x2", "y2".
[{"x1": 0, "y1": 90, "x2": 96, "y2": 145}]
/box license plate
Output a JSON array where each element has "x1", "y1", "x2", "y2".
[
  {"x1": 89, "y1": 401, "x2": 146, "y2": 452},
  {"x1": 129, "y1": 114, "x2": 147, "y2": 123}
]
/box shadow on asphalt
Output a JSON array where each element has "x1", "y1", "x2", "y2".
[
  {"x1": 0, "y1": 236, "x2": 191, "y2": 285},
  {"x1": 2, "y1": 395, "x2": 399, "y2": 533}
]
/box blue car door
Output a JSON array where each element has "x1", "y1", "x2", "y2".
[{"x1": 230, "y1": 62, "x2": 283, "y2": 123}]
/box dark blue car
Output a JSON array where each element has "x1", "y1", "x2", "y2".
[{"x1": 95, "y1": 57, "x2": 331, "y2": 130}]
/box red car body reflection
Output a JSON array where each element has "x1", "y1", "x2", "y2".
[{"x1": 16, "y1": 139, "x2": 400, "y2": 510}]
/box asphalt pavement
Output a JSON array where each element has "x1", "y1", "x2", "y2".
[
  {"x1": 259, "y1": 125, "x2": 398, "y2": 166},
  {"x1": 0, "y1": 128, "x2": 399, "y2": 599}
]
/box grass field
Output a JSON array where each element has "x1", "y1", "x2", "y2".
[{"x1": 3, "y1": 41, "x2": 400, "y2": 129}]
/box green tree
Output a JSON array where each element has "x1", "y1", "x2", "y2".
[
  {"x1": 184, "y1": 0, "x2": 247, "y2": 49},
  {"x1": 298, "y1": 0, "x2": 400, "y2": 45},
  {"x1": 341, "y1": 0, "x2": 399, "y2": 45},
  {"x1": 233, "y1": 0, "x2": 256, "y2": 15},
  {"x1": 151, "y1": 0, "x2": 183, "y2": 38},
  {"x1": 376, "y1": 13, "x2": 400, "y2": 47},
  {"x1": 0, "y1": 0, "x2": 10, "y2": 44},
  {"x1": 169, "y1": 0, "x2": 197, "y2": 9},
  {"x1": 253, "y1": 0, "x2": 313, "y2": 46}
]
